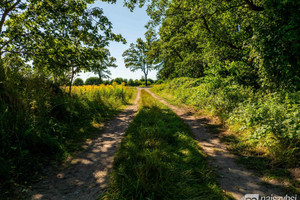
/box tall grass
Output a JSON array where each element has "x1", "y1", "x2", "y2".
[
  {"x1": 101, "y1": 90, "x2": 233, "y2": 200},
  {"x1": 0, "y1": 77, "x2": 136, "y2": 198},
  {"x1": 151, "y1": 78, "x2": 299, "y2": 168}
]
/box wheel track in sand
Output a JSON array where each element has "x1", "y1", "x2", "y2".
[
  {"x1": 145, "y1": 88, "x2": 285, "y2": 200},
  {"x1": 26, "y1": 88, "x2": 142, "y2": 200}
]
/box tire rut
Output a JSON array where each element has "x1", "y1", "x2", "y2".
[
  {"x1": 145, "y1": 88, "x2": 285, "y2": 200},
  {"x1": 26, "y1": 88, "x2": 142, "y2": 200}
]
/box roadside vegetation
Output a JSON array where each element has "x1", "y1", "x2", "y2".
[
  {"x1": 101, "y1": 90, "x2": 233, "y2": 200},
  {"x1": 151, "y1": 78, "x2": 299, "y2": 192},
  {"x1": 1, "y1": 0, "x2": 299, "y2": 198},
  {"x1": 0, "y1": 78, "x2": 136, "y2": 197}
]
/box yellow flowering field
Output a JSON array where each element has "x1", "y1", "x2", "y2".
[{"x1": 68, "y1": 82, "x2": 136, "y2": 109}]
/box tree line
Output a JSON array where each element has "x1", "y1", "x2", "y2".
[{"x1": 74, "y1": 77, "x2": 157, "y2": 86}]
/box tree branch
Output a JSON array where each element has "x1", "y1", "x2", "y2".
[
  {"x1": 244, "y1": 0, "x2": 264, "y2": 11},
  {"x1": 202, "y1": 16, "x2": 241, "y2": 50},
  {"x1": 174, "y1": 49, "x2": 183, "y2": 61},
  {"x1": 0, "y1": 0, "x2": 21, "y2": 34}
]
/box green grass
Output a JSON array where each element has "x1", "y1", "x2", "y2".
[
  {"x1": 151, "y1": 79, "x2": 300, "y2": 194},
  {"x1": 101, "y1": 90, "x2": 233, "y2": 200},
  {"x1": 0, "y1": 78, "x2": 137, "y2": 199},
  {"x1": 151, "y1": 78, "x2": 300, "y2": 167}
]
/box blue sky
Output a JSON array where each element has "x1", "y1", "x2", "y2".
[{"x1": 77, "y1": 1, "x2": 158, "y2": 81}]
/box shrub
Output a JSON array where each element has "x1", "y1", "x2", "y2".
[
  {"x1": 85, "y1": 77, "x2": 101, "y2": 85},
  {"x1": 73, "y1": 78, "x2": 84, "y2": 86}
]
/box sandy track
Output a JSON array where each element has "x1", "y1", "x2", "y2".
[
  {"x1": 26, "y1": 89, "x2": 141, "y2": 200},
  {"x1": 145, "y1": 88, "x2": 284, "y2": 200}
]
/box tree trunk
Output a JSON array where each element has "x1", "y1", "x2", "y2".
[
  {"x1": 98, "y1": 71, "x2": 102, "y2": 83},
  {"x1": 69, "y1": 38, "x2": 79, "y2": 95},
  {"x1": 145, "y1": 73, "x2": 148, "y2": 86},
  {"x1": 68, "y1": 66, "x2": 75, "y2": 95}
]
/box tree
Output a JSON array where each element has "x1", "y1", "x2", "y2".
[
  {"x1": 122, "y1": 31, "x2": 158, "y2": 86},
  {"x1": 0, "y1": 0, "x2": 125, "y2": 95},
  {"x1": 113, "y1": 77, "x2": 124, "y2": 84},
  {"x1": 73, "y1": 78, "x2": 84, "y2": 86},
  {"x1": 90, "y1": 48, "x2": 117, "y2": 83},
  {"x1": 134, "y1": 79, "x2": 141, "y2": 86},
  {"x1": 85, "y1": 77, "x2": 101, "y2": 85},
  {"x1": 128, "y1": 78, "x2": 134, "y2": 86}
]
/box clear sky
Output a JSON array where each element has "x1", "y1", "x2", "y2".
[{"x1": 77, "y1": 1, "x2": 158, "y2": 81}]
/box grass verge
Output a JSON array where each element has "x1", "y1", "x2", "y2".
[
  {"x1": 150, "y1": 85, "x2": 299, "y2": 194},
  {"x1": 101, "y1": 89, "x2": 233, "y2": 200},
  {"x1": 0, "y1": 80, "x2": 137, "y2": 199}
]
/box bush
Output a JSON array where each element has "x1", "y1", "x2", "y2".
[
  {"x1": 134, "y1": 79, "x2": 142, "y2": 86},
  {"x1": 155, "y1": 79, "x2": 164, "y2": 84},
  {"x1": 128, "y1": 79, "x2": 135, "y2": 86},
  {"x1": 73, "y1": 78, "x2": 84, "y2": 86},
  {"x1": 113, "y1": 77, "x2": 124, "y2": 84},
  {"x1": 103, "y1": 80, "x2": 110, "y2": 85},
  {"x1": 85, "y1": 77, "x2": 101, "y2": 85}
]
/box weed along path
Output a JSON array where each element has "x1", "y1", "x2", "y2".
[
  {"x1": 27, "y1": 89, "x2": 141, "y2": 200},
  {"x1": 144, "y1": 88, "x2": 285, "y2": 200}
]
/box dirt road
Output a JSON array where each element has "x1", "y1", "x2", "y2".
[
  {"x1": 145, "y1": 88, "x2": 284, "y2": 200},
  {"x1": 26, "y1": 87, "x2": 285, "y2": 200},
  {"x1": 26, "y1": 89, "x2": 141, "y2": 200}
]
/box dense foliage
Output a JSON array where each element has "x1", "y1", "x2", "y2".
[
  {"x1": 0, "y1": 0, "x2": 125, "y2": 95},
  {"x1": 85, "y1": 76, "x2": 102, "y2": 85},
  {"x1": 73, "y1": 78, "x2": 84, "y2": 86},
  {"x1": 124, "y1": 0, "x2": 300, "y2": 91},
  {"x1": 90, "y1": 48, "x2": 118, "y2": 82}
]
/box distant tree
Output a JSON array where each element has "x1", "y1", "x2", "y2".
[
  {"x1": 90, "y1": 49, "x2": 117, "y2": 83},
  {"x1": 123, "y1": 31, "x2": 158, "y2": 86},
  {"x1": 128, "y1": 79, "x2": 134, "y2": 86},
  {"x1": 155, "y1": 79, "x2": 164, "y2": 84},
  {"x1": 114, "y1": 77, "x2": 124, "y2": 84},
  {"x1": 148, "y1": 78, "x2": 154, "y2": 85},
  {"x1": 134, "y1": 79, "x2": 141, "y2": 86},
  {"x1": 103, "y1": 80, "x2": 110, "y2": 85},
  {"x1": 85, "y1": 77, "x2": 101, "y2": 85},
  {"x1": 73, "y1": 78, "x2": 84, "y2": 86}
]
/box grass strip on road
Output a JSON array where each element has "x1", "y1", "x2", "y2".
[{"x1": 101, "y1": 89, "x2": 232, "y2": 200}]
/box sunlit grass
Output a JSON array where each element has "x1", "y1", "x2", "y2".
[
  {"x1": 101, "y1": 90, "x2": 232, "y2": 200},
  {"x1": 0, "y1": 81, "x2": 137, "y2": 198},
  {"x1": 151, "y1": 79, "x2": 300, "y2": 194}
]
